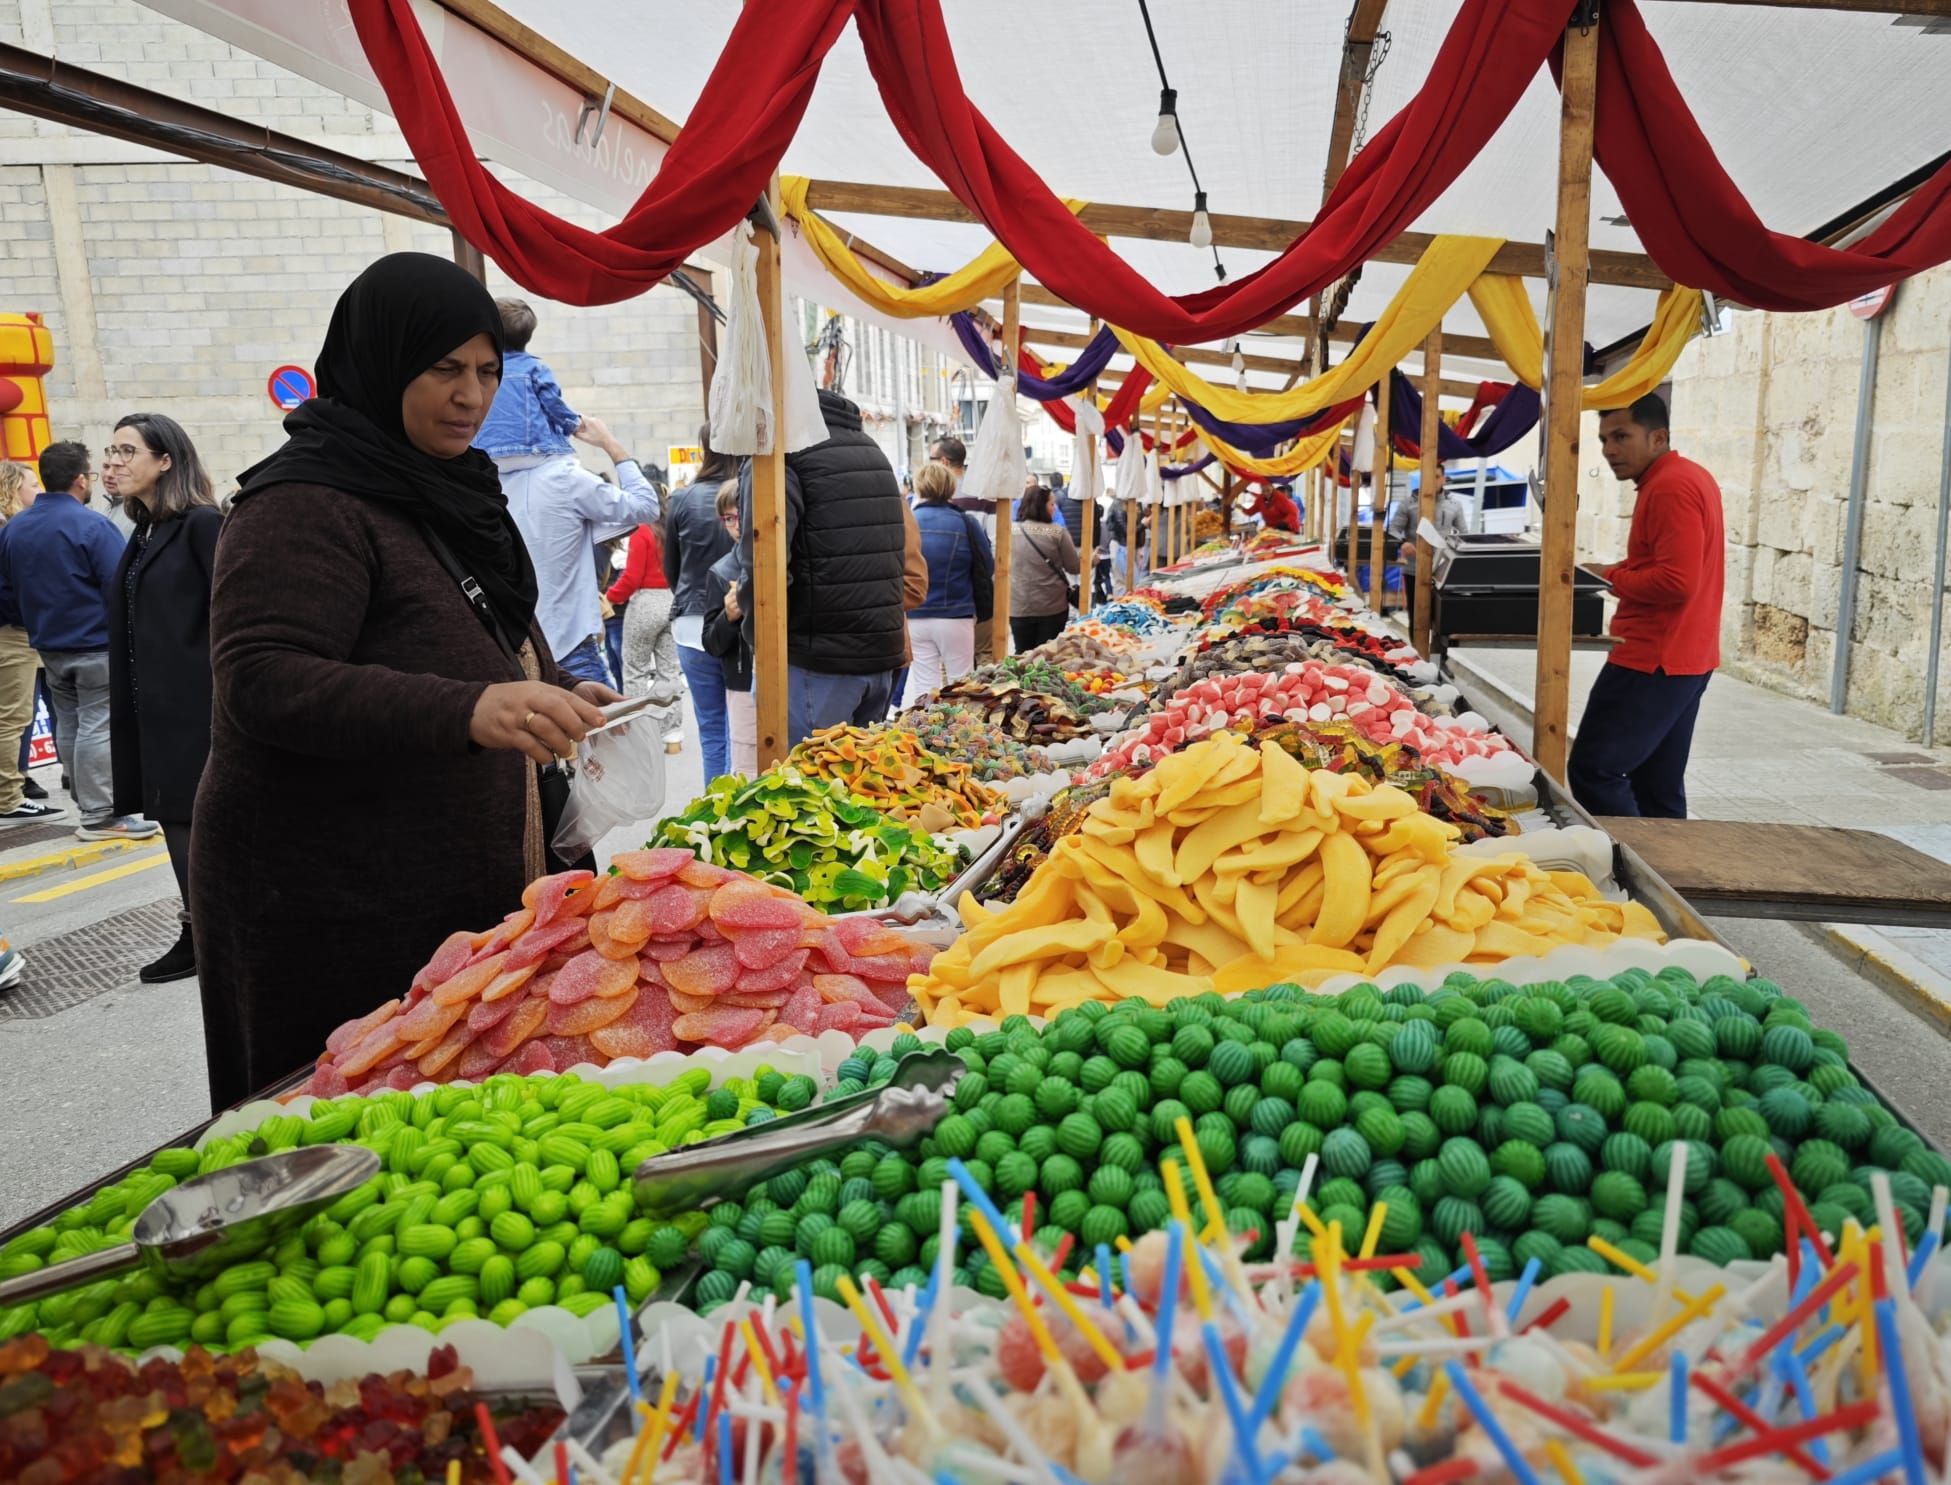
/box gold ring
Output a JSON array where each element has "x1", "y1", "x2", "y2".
[{"x1": 523, "y1": 710, "x2": 536, "y2": 730}]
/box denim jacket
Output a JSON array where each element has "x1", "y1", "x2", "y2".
[
  {"x1": 910, "y1": 499, "x2": 993, "y2": 619},
  {"x1": 476, "y1": 350, "x2": 580, "y2": 460}
]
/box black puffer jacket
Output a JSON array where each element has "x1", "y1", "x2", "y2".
[
  {"x1": 663, "y1": 474, "x2": 735, "y2": 620},
  {"x1": 740, "y1": 390, "x2": 906, "y2": 676}
]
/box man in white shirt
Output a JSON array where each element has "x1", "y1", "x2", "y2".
[{"x1": 497, "y1": 415, "x2": 660, "y2": 685}]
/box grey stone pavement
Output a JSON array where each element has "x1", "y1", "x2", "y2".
[{"x1": 6, "y1": 664, "x2": 1951, "y2": 1232}]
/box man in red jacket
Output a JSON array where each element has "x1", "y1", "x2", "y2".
[{"x1": 1568, "y1": 393, "x2": 1724, "y2": 818}]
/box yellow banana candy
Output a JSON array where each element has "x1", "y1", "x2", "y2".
[{"x1": 909, "y1": 730, "x2": 1665, "y2": 1024}]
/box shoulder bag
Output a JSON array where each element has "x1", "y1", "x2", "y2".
[{"x1": 1019, "y1": 524, "x2": 1079, "y2": 612}]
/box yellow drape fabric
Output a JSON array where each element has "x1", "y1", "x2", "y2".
[
  {"x1": 1468, "y1": 277, "x2": 1704, "y2": 410},
  {"x1": 1111, "y1": 237, "x2": 1507, "y2": 423},
  {"x1": 779, "y1": 175, "x2": 1087, "y2": 318}
]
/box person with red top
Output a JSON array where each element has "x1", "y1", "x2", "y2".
[
  {"x1": 1242, "y1": 481, "x2": 1300, "y2": 534},
  {"x1": 1568, "y1": 393, "x2": 1725, "y2": 818},
  {"x1": 608, "y1": 516, "x2": 682, "y2": 753}
]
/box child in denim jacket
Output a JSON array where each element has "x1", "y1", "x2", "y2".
[{"x1": 476, "y1": 298, "x2": 580, "y2": 460}]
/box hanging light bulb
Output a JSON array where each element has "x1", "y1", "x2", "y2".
[
  {"x1": 1230, "y1": 341, "x2": 1246, "y2": 377},
  {"x1": 1188, "y1": 190, "x2": 1213, "y2": 250},
  {"x1": 1150, "y1": 88, "x2": 1181, "y2": 156}
]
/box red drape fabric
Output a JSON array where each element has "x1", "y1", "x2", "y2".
[
  {"x1": 851, "y1": 0, "x2": 1564, "y2": 342},
  {"x1": 1577, "y1": 0, "x2": 1951, "y2": 311},
  {"x1": 345, "y1": 0, "x2": 854, "y2": 305}
]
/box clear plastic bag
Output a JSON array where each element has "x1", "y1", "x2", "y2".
[{"x1": 550, "y1": 704, "x2": 673, "y2": 861}]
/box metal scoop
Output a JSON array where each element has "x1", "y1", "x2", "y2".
[
  {"x1": 632, "y1": 1049, "x2": 963, "y2": 1217},
  {"x1": 0, "y1": 1143, "x2": 379, "y2": 1308}
]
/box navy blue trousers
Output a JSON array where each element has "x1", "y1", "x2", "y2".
[{"x1": 1567, "y1": 663, "x2": 1711, "y2": 819}]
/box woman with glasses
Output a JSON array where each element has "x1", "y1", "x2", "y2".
[{"x1": 104, "y1": 414, "x2": 221, "y2": 985}]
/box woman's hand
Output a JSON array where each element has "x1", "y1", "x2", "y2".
[
  {"x1": 470, "y1": 681, "x2": 608, "y2": 765},
  {"x1": 722, "y1": 582, "x2": 743, "y2": 623},
  {"x1": 573, "y1": 679, "x2": 626, "y2": 708}
]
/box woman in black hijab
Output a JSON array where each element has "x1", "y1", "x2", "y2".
[{"x1": 191, "y1": 253, "x2": 618, "y2": 1111}]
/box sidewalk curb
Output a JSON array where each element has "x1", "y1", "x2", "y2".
[
  {"x1": 1819, "y1": 923, "x2": 1951, "y2": 1039},
  {"x1": 0, "y1": 837, "x2": 144, "y2": 885}
]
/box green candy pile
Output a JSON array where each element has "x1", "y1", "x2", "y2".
[
  {"x1": 0, "y1": 1067, "x2": 825, "y2": 1351},
  {"x1": 671, "y1": 967, "x2": 1949, "y2": 1304},
  {"x1": 651, "y1": 767, "x2": 963, "y2": 912}
]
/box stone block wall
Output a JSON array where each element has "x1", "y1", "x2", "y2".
[{"x1": 1574, "y1": 262, "x2": 1951, "y2": 737}]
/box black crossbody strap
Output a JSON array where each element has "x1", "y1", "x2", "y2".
[{"x1": 418, "y1": 524, "x2": 524, "y2": 679}]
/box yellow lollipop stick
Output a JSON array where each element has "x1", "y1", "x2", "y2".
[
  {"x1": 1163, "y1": 1158, "x2": 1214, "y2": 1320},
  {"x1": 1173, "y1": 1116, "x2": 1227, "y2": 1240},
  {"x1": 968, "y1": 1209, "x2": 1063, "y2": 1364},
  {"x1": 1015, "y1": 1241, "x2": 1128, "y2": 1372},
  {"x1": 1359, "y1": 1201, "x2": 1388, "y2": 1261},
  {"x1": 835, "y1": 1274, "x2": 935, "y2": 1433},
  {"x1": 1597, "y1": 1285, "x2": 1615, "y2": 1361},
  {"x1": 1546, "y1": 1439, "x2": 1587, "y2": 1485},
  {"x1": 636, "y1": 1370, "x2": 681, "y2": 1485},
  {"x1": 738, "y1": 1316, "x2": 779, "y2": 1406},
  {"x1": 1609, "y1": 1284, "x2": 1725, "y2": 1374}
]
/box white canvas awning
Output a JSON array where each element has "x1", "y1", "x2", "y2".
[{"x1": 149, "y1": 0, "x2": 1951, "y2": 392}]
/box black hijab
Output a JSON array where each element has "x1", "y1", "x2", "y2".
[{"x1": 239, "y1": 252, "x2": 538, "y2": 649}]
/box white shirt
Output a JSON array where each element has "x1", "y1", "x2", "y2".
[{"x1": 498, "y1": 452, "x2": 659, "y2": 661}]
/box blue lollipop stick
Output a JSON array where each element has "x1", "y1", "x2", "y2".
[{"x1": 1875, "y1": 1298, "x2": 1928, "y2": 1485}]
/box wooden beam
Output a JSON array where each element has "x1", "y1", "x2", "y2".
[
  {"x1": 1534, "y1": 17, "x2": 1600, "y2": 780},
  {"x1": 1413, "y1": 328, "x2": 1442, "y2": 655},
  {"x1": 435, "y1": 0, "x2": 681, "y2": 143},
  {"x1": 1324, "y1": 0, "x2": 1392, "y2": 200},
  {"x1": 752, "y1": 183, "x2": 791, "y2": 769},
  {"x1": 803, "y1": 178, "x2": 1670, "y2": 290},
  {"x1": 993, "y1": 279, "x2": 1018, "y2": 657},
  {"x1": 451, "y1": 229, "x2": 486, "y2": 283}
]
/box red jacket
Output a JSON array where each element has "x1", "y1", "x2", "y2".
[
  {"x1": 606, "y1": 523, "x2": 668, "y2": 604},
  {"x1": 1606, "y1": 451, "x2": 1724, "y2": 676},
  {"x1": 1248, "y1": 486, "x2": 1300, "y2": 533}
]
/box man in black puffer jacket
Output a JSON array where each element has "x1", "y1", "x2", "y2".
[{"x1": 739, "y1": 388, "x2": 907, "y2": 744}]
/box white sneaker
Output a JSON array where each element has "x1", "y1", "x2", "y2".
[{"x1": 76, "y1": 816, "x2": 162, "y2": 842}]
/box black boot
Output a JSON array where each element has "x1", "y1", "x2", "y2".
[{"x1": 140, "y1": 924, "x2": 196, "y2": 984}]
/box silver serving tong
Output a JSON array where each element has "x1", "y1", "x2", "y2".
[
  {"x1": 824, "y1": 797, "x2": 1049, "y2": 948},
  {"x1": 632, "y1": 1050, "x2": 963, "y2": 1217},
  {"x1": 0, "y1": 1145, "x2": 379, "y2": 1307}
]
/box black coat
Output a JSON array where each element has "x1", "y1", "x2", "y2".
[
  {"x1": 738, "y1": 390, "x2": 906, "y2": 676},
  {"x1": 663, "y1": 477, "x2": 734, "y2": 620},
  {"x1": 110, "y1": 505, "x2": 221, "y2": 822},
  {"x1": 701, "y1": 549, "x2": 753, "y2": 692}
]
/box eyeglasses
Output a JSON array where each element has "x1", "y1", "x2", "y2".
[{"x1": 103, "y1": 444, "x2": 145, "y2": 465}]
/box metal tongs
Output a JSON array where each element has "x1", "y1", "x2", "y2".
[
  {"x1": 821, "y1": 796, "x2": 1050, "y2": 947},
  {"x1": 632, "y1": 1050, "x2": 963, "y2": 1217}
]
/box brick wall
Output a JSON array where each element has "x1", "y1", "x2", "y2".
[
  {"x1": 0, "y1": 0, "x2": 708, "y2": 490},
  {"x1": 1574, "y1": 263, "x2": 1951, "y2": 737}
]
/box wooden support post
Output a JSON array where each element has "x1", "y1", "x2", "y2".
[
  {"x1": 1078, "y1": 314, "x2": 1098, "y2": 617},
  {"x1": 451, "y1": 229, "x2": 486, "y2": 282},
  {"x1": 1534, "y1": 12, "x2": 1600, "y2": 778},
  {"x1": 752, "y1": 182, "x2": 791, "y2": 770},
  {"x1": 993, "y1": 280, "x2": 1018, "y2": 658},
  {"x1": 1344, "y1": 466, "x2": 1360, "y2": 584},
  {"x1": 1414, "y1": 328, "x2": 1442, "y2": 654},
  {"x1": 1369, "y1": 372, "x2": 1390, "y2": 613}
]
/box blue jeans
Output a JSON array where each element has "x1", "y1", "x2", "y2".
[
  {"x1": 603, "y1": 612, "x2": 626, "y2": 690},
  {"x1": 676, "y1": 643, "x2": 730, "y2": 784},
  {"x1": 788, "y1": 666, "x2": 894, "y2": 748},
  {"x1": 557, "y1": 634, "x2": 613, "y2": 688},
  {"x1": 1568, "y1": 663, "x2": 1711, "y2": 819},
  {"x1": 889, "y1": 666, "x2": 910, "y2": 714}
]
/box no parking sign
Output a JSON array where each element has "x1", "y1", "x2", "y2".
[{"x1": 267, "y1": 364, "x2": 316, "y2": 412}]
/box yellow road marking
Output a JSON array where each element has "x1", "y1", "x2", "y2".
[
  {"x1": 0, "y1": 836, "x2": 144, "y2": 884},
  {"x1": 12, "y1": 848, "x2": 170, "y2": 903}
]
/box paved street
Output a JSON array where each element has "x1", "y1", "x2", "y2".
[{"x1": 5, "y1": 669, "x2": 1951, "y2": 1231}]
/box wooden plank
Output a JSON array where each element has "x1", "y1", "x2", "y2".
[
  {"x1": 803, "y1": 178, "x2": 1670, "y2": 290},
  {"x1": 1533, "y1": 16, "x2": 1599, "y2": 779},
  {"x1": 451, "y1": 229, "x2": 486, "y2": 283},
  {"x1": 436, "y1": 0, "x2": 681, "y2": 144},
  {"x1": 993, "y1": 279, "x2": 1018, "y2": 657},
  {"x1": 1597, "y1": 819, "x2": 1951, "y2": 925},
  {"x1": 1077, "y1": 314, "x2": 1098, "y2": 617},
  {"x1": 752, "y1": 183, "x2": 790, "y2": 769},
  {"x1": 1654, "y1": 0, "x2": 1951, "y2": 13},
  {"x1": 1369, "y1": 371, "x2": 1388, "y2": 613},
  {"x1": 1414, "y1": 327, "x2": 1441, "y2": 654}
]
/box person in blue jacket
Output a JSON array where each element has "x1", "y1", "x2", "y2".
[{"x1": 906, "y1": 461, "x2": 993, "y2": 701}]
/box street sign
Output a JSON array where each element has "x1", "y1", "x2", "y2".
[
  {"x1": 267, "y1": 364, "x2": 316, "y2": 411},
  {"x1": 1848, "y1": 285, "x2": 1897, "y2": 321},
  {"x1": 668, "y1": 444, "x2": 703, "y2": 485}
]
